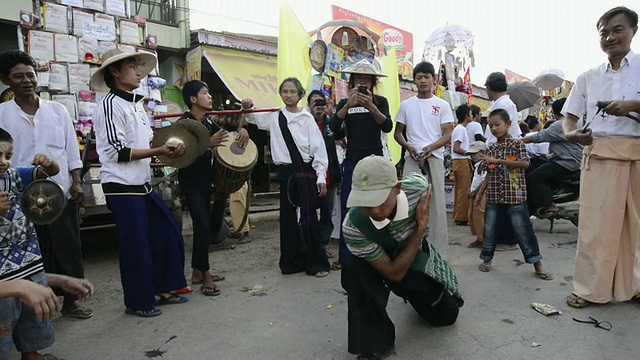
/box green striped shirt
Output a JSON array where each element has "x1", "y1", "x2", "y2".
[{"x1": 343, "y1": 173, "x2": 463, "y2": 304}]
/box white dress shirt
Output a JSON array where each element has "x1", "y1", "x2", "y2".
[
  {"x1": 563, "y1": 51, "x2": 640, "y2": 138},
  {"x1": 245, "y1": 108, "x2": 328, "y2": 184},
  {"x1": 484, "y1": 94, "x2": 521, "y2": 144},
  {"x1": 0, "y1": 98, "x2": 82, "y2": 198}
]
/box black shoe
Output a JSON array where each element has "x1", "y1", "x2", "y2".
[{"x1": 356, "y1": 346, "x2": 395, "y2": 360}]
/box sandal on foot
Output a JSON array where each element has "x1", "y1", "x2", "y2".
[
  {"x1": 467, "y1": 239, "x2": 483, "y2": 248},
  {"x1": 315, "y1": 271, "x2": 329, "y2": 278},
  {"x1": 237, "y1": 233, "x2": 252, "y2": 244},
  {"x1": 536, "y1": 207, "x2": 559, "y2": 219},
  {"x1": 201, "y1": 285, "x2": 221, "y2": 297},
  {"x1": 478, "y1": 262, "x2": 492, "y2": 272},
  {"x1": 330, "y1": 261, "x2": 342, "y2": 271},
  {"x1": 535, "y1": 270, "x2": 554, "y2": 280},
  {"x1": 42, "y1": 354, "x2": 61, "y2": 360},
  {"x1": 125, "y1": 307, "x2": 162, "y2": 317},
  {"x1": 62, "y1": 306, "x2": 94, "y2": 319},
  {"x1": 155, "y1": 293, "x2": 189, "y2": 306},
  {"x1": 567, "y1": 293, "x2": 590, "y2": 308},
  {"x1": 192, "y1": 274, "x2": 226, "y2": 285}
]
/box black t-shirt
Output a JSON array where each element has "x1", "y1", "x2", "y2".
[
  {"x1": 177, "y1": 111, "x2": 222, "y2": 190},
  {"x1": 330, "y1": 95, "x2": 393, "y2": 162}
]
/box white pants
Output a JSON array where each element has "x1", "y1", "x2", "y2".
[{"x1": 403, "y1": 156, "x2": 449, "y2": 258}]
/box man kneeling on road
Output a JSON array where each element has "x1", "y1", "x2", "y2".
[{"x1": 342, "y1": 155, "x2": 463, "y2": 360}]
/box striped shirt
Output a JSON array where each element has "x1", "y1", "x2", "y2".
[
  {"x1": 343, "y1": 173, "x2": 463, "y2": 304},
  {"x1": 479, "y1": 136, "x2": 529, "y2": 204},
  {"x1": 0, "y1": 167, "x2": 43, "y2": 282},
  {"x1": 93, "y1": 89, "x2": 153, "y2": 187}
]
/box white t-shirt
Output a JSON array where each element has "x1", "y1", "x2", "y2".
[
  {"x1": 524, "y1": 132, "x2": 549, "y2": 156},
  {"x1": 451, "y1": 124, "x2": 470, "y2": 160},
  {"x1": 484, "y1": 94, "x2": 521, "y2": 144},
  {"x1": 470, "y1": 162, "x2": 486, "y2": 192},
  {"x1": 396, "y1": 96, "x2": 454, "y2": 160},
  {"x1": 466, "y1": 121, "x2": 483, "y2": 142}
]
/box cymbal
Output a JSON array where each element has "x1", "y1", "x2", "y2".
[
  {"x1": 172, "y1": 119, "x2": 211, "y2": 155},
  {"x1": 151, "y1": 124, "x2": 200, "y2": 168}
]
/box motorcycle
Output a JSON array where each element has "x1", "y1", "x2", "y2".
[{"x1": 546, "y1": 170, "x2": 580, "y2": 233}]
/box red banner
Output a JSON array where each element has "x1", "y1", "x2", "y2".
[{"x1": 332, "y1": 5, "x2": 413, "y2": 77}]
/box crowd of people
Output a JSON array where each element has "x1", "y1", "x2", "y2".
[{"x1": 0, "y1": 5, "x2": 637, "y2": 360}]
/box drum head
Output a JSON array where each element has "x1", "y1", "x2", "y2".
[
  {"x1": 215, "y1": 131, "x2": 258, "y2": 169},
  {"x1": 21, "y1": 179, "x2": 66, "y2": 225}
]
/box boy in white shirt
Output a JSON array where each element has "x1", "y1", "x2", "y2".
[
  {"x1": 466, "y1": 142, "x2": 487, "y2": 248},
  {"x1": 451, "y1": 105, "x2": 473, "y2": 225},
  {"x1": 394, "y1": 61, "x2": 454, "y2": 257}
]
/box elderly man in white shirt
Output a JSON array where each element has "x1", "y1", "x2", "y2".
[
  {"x1": 0, "y1": 50, "x2": 92, "y2": 319},
  {"x1": 562, "y1": 6, "x2": 640, "y2": 309}
]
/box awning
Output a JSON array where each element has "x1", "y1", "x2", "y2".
[{"x1": 202, "y1": 47, "x2": 278, "y2": 109}]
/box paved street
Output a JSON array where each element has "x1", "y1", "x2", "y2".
[{"x1": 23, "y1": 211, "x2": 640, "y2": 360}]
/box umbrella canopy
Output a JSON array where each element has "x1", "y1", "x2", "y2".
[
  {"x1": 533, "y1": 72, "x2": 564, "y2": 91},
  {"x1": 425, "y1": 25, "x2": 474, "y2": 51},
  {"x1": 310, "y1": 19, "x2": 380, "y2": 44},
  {"x1": 507, "y1": 81, "x2": 542, "y2": 112}
]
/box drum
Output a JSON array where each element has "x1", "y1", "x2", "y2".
[{"x1": 213, "y1": 131, "x2": 258, "y2": 194}]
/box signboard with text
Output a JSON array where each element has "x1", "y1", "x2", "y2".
[{"x1": 332, "y1": 5, "x2": 414, "y2": 77}]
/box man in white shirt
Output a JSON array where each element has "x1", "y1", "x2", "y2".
[
  {"x1": 468, "y1": 105, "x2": 485, "y2": 142},
  {"x1": 395, "y1": 61, "x2": 453, "y2": 257},
  {"x1": 0, "y1": 50, "x2": 93, "y2": 319},
  {"x1": 451, "y1": 104, "x2": 473, "y2": 225},
  {"x1": 483, "y1": 72, "x2": 521, "y2": 144},
  {"x1": 562, "y1": 6, "x2": 640, "y2": 309}
]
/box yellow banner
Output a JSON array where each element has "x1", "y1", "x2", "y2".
[
  {"x1": 185, "y1": 47, "x2": 203, "y2": 83},
  {"x1": 277, "y1": 1, "x2": 313, "y2": 107},
  {"x1": 202, "y1": 47, "x2": 278, "y2": 109},
  {"x1": 378, "y1": 48, "x2": 402, "y2": 165}
]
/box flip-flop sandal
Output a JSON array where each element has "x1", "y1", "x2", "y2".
[
  {"x1": 155, "y1": 293, "x2": 189, "y2": 306},
  {"x1": 535, "y1": 271, "x2": 554, "y2": 280},
  {"x1": 237, "y1": 234, "x2": 252, "y2": 244},
  {"x1": 42, "y1": 354, "x2": 61, "y2": 360},
  {"x1": 192, "y1": 274, "x2": 226, "y2": 285},
  {"x1": 125, "y1": 307, "x2": 163, "y2": 318},
  {"x1": 356, "y1": 346, "x2": 395, "y2": 360},
  {"x1": 315, "y1": 271, "x2": 329, "y2": 278},
  {"x1": 567, "y1": 293, "x2": 590, "y2": 308},
  {"x1": 330, "y1": 261, "x2": 342, "y2": 271},
  {"x1": 467, "y1": 240, "x2": 483, "y2": 248},
  {"x1": 201, "y1": 285, "x2": 222, "y2": 297},
  {"x1": 62, "y1": 306, "x2": 94, "y2": 319},
  {"x1": 478, "y1": 263, "x2": 492, "y2": 272}
]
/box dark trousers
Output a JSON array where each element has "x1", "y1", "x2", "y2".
[
  {"x1": 339, "y1": 159, "x2": 357, "y2": 265},
  {"x1": 106, "y1": 191, "x2": 187, "y2": 311},
  {"x1": 277, "y1": 165, "x2": 329, "y2": 275},
  {"x1": 35, "y1": 200, "x2": 84, "y2": 301},
  {"x1": 183, "y1": 185, "x2": 212, "y2": 271},
  {"x1": 318, "y1": 185, "x2": 337, "y2": 246},
  {"x1": 526, "y1": 161, "x2": 573, "y2": 215},
  {"x1": 345, "y1": 254, "x2": 459, "y2": 356},
  {"x1": 210, "y1": 191, "x2": 229, "y2": 243}
]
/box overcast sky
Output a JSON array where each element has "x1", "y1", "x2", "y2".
[{"x1": 190, "y1": 0, "x2": 639, "y2": 83}]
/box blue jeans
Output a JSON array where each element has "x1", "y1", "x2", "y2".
[{"x1": 480, "y1": 203, "x2": 542, "y2": 264}]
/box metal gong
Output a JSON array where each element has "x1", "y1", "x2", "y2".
[{"x1": 21, "y1": 179, "x2": 66, "y2": 225}]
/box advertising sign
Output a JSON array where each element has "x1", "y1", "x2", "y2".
[{"x1": 332, "y1": 5, "x2": 414, "y2": 77}]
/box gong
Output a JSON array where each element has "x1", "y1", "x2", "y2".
[{"x1": 21, "y1": 179, "x2": 66, "y2": 225}]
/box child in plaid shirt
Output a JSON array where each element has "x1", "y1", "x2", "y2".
[{"x1": 475, "y1": 109, "x2": 552, "y2": 280}]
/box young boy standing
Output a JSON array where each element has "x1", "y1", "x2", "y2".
[
  {"x1": 475, "y1": 109, "x2": 552, "y2": 279},
  {"x1": 466, "y1": 141, "x2": 487, "y2": 248}
]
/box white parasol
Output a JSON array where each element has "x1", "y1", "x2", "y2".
[
  {"x1": 532, "y1": 69, "x2": 565, "y2": 91},
  {"x1": 425, "y1": 25, "x2": 474, "y2": 52}
]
